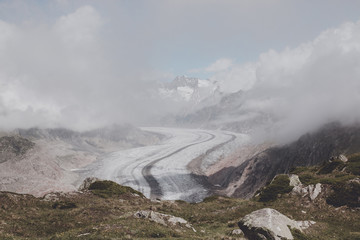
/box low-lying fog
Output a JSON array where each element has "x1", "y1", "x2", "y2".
[{"x1": 1, "y1": 1, "x2": 360, "y2": 143}]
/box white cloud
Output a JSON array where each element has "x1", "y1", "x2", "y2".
[
  {"x1": 214, "y1": 20, "x2": 360, "y2": 141},
  {"x1": 1, "y1": 1, "x2": 360, "y2": 139},
  {"x1": 205, "y1": 58, "x2": 234, "y2": 72},
  {"x1": 210, "y1": 62, "x2": 257, "y2": 93},
  {"x1": 0, "y1": 4, "x2": 180, "y2": 131},
  {"x1": 54, "y1": 5, "x2": 102, "y2": 47}
]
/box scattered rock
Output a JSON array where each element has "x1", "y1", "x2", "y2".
[
  {"x1": 289, "y1": 174, "x2": 302, "y2": 187},
  {"x1": 292, "y1": 185, "x2": 309, "y2": 196},
  {"x1": 131, "y1": 193, "x2": 141, "y2": 198},
  {"x1": 231, "y1": 229, "x2": 243, "y2": 235},
  {"x1": 349, "y1": 177, "x2": 360, "y2": 184},
  {"x1": 77, "y1": 232, "x2": 91, "y2": 237},
  {"x1": 339, "y1": 154, "x2": 348, "y2": 162},
  {"x1": 78, "y1": 177, "x2": 101, "y2": 191},
  {"x1": 297, "y1": 220, "x2": 316, "y2": 230},
  {"x1": 309, "y1": 183, "x2": 322, "y2": 201},
  {"x1": 238, "y1": 208, "x2": 310, "y2": 240},
  {"x1": 292, "y1": 183, "x2": 322, "y2": 201},
  {"x1": 134, "y1": 210, "x2": 196, "y2": 232},
  {"x1": 43, "y1": 193, "x2": 60, "y2": 202}
]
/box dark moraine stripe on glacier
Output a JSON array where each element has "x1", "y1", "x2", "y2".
[
  {"x1": 187, "y1": 133, "x2": 237, "y2": 175},
  {"x1": 141, "y1": 132, "x2": 215, "y2": 199}
]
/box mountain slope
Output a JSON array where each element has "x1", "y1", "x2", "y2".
[
  {"x1": 209, "y1": 122, "x2": 360, "y2": 198},
  {"x1": 0, "y1": 125, "x2": 162, "y2": 197}
]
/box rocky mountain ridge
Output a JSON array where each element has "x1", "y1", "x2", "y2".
[
  {"x1": 209, "y1": 122, "x2": 360, "y2": 199},
  {"x1": 16, "y1": 124, "x2": 162, "y2": 151},
  {"x1": 158, "y1": 75, "x2": 224, "y2": 117}
]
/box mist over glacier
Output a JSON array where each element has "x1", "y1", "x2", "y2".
[
  {"x1": 208, "y1": 21, "x2": 360, "y2": 142},
  {"x1": 0, "y1": 1, "x2": 359, "y2": 143}
]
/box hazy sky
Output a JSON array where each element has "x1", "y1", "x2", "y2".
[
  {"x1": 1, "y1": 0, "x2": 360, "y2": 77},
  {"x1": 0, "y1": 0, "x2": 360, "y2": 131}
]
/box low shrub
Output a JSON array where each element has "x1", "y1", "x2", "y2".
[
  {"x1": 52, "y1": 201, "x2": 77, "y2": 210},
  {"x1": 317, "y1": 160, "x2": 345, "y2": 175},
  {"x1": 347, "y1": 153, "x2": 360, "y2": 175},
  {"x1": 326, "y1": 182, "x2": 360, "y2": 207},
  {"x1": 348, "y1": 153, "x2": 360, "y2": 162},
  {"x1": 290, "y1": 227, "x2": 311, "y2": 240},
  {"x1": 88, "y1": 180, "x2": 144, "y2": 198},
  {"x1": 258, "y1": 175, "x2": 293, "y2": 202},
  {"x1": 290, "y1": 166, "x2": 308, "y2": 174},
  {"x1": 299, "y1": 173, "x2": 319, "y2": 185},
  {"x1": 202, "y1": 195, "x2": 221, "y2": 202},
  {"x1": 319, "y1": 174, "x2": 354, "y2": 185}
]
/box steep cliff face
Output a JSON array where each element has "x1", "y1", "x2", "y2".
[{"x1": 210, "y1": 122, "x2": 360, "y2": 198}]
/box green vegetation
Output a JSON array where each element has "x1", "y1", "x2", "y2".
[
  {"x1": 317, "y1": 159, "x2": 345, "y2": 174},
  {"x1": 1, "y1": 159, "x2": 359, "y2": 240},
  {"x1": 326, "y1": 182, "x2": 360, "y2": 207},
  {"x1": 52, "y1": 201, "x2": 77, "y2": 210},
  {"x1": 298, "y1": 173, "x2": 320, "y2": 185},
  {"x1": 258, "y1": 174, "x2": 293, "y2": 202},
  {"x1": 290, "y1": 228, "x2": 311, "y2": 240},
  {"x1": 88, "y1": 180, "x2": 145, "y2": 198},
  {"x1": 347, "y1": 153, "x2": 360, "y2": 175},
  {"x1": 290, "y1": 153, "x2": 360, "y2": 208}
]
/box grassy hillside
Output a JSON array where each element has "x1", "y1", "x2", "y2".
[{"x1": 0, "y1": 154, "x2": 359, "y2": 239}]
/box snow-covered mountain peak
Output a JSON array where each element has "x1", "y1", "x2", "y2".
[
  {"x1": 171, "y1": 75, "x2": 199, "y2": 89},
  {"x1": 159, "y1": 75, "x2": 219, "y2": 104}
]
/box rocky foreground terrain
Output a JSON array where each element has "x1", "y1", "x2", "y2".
[{"x1": 0, "y1": 153, "x2": 359, "y2": 239}]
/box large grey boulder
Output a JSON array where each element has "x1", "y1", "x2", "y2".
[{"x1": 238, "y1": 208, "x2": 311, "y2": 240}]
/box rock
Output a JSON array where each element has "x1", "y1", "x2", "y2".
[
  {"x1": 78, "y1": 177, "x2": 101, "y2": 191},
  {"x1": 292, "y1": 185, "x2": 308, "y2": 196},
  {"x1": 231, "y1": 229, "x2": 243, "y2": 235},
  {"x1": 308, "y1": 183, "x2": 322, "y2": 201},
  {"x1": 292, "y1": 183, "x2": 322, "y2": 201},
  {"x1": 289, "y1": 174, "x2": 302, "y2": 187},
  {"x1": 339, "y1": 154, "x2": 348, "y2": 162},
  {"x1": 43, "y1": 193, "x2": 60, "y2": 202},
  {"x1": 238, "y1": 208, "x2": 303, "y2": 240},
  {"x1": 134, "y1": 210, "x2": 196, "y2": 232},
  {"x1": 349, "y1": 177, "x2": 360, "y2": 184},
  {"x1": 297, "y1": 220, "x2": 316, "y2": 230},
  {"x1": 77, "y1": 232, "x2": 91, "y2": 237}
]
